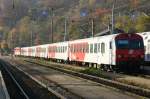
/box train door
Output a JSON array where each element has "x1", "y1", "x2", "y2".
[
  {"x1": 109, "y1": 41, "x2": 113, "y2": 65},
  {"x1": 147, "y1": 40, "x2": 150, "y2": 61},
  {"x1": 97, "y1": 43, "x2": 101, "y2": 65},
  {"x1": 109, "y1": 41, "x2": 115, "y2": 65}
]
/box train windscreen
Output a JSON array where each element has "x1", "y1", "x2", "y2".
[{"x1": 116, "y1": 39, "x2": 144, "y2": 49}]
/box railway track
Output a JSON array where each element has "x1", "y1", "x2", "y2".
[
  {"x1": 0, "y1": 60, "x2": 29, "y2": 99},
  {"x1": 25, "y1": 60, "x2": 150, "y2": 98},
  {"x1": 6, "y1": 57, "x2": 150, "y2": 98},
  {"x1": 0, "y1": 59, "x2": 71, "y2": 99},
  {"x1": 1, "y1": 57, "x2": 144, "y2": 99}
]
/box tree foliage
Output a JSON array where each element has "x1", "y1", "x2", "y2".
[
  {"x1": 0, "y1": 0, "x2": 149, "y2": 54},
  {"x1": 135, "y1": 15, "x2": 150, "y2": 32}
]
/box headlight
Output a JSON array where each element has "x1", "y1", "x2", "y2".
[
  {"x1": 140, "y1": 55, "x2": 144, "y2": 58},
  {"x1": 118, "y1": 55, "x2": 122, "y2": 58}
]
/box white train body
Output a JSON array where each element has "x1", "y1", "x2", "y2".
[
  {"x1": 21, "y1": 47, "x2": 28, "y2": 56},
  {"x1": 138, "y1": 32, "x2": 150, "y2": 62},
  {"x1": 15, "y1": 33, "x2": 144, "y2": 70},
  {"x1": 14, "y1": 47, "x2": 21, "y2": 56},
  {"x1": 69, "y1": 35, "x2": 117, "y2": 65},
  {"x1": 47, "y1": 42, "x2": 69, "y2": 60}
]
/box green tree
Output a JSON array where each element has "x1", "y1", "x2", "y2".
[
  {"x1": 115, "y1": 15, "x2": 134, "y2": 33},
  {"x1": 1, "y1": 40, "x2": 10, "y2": 54},
  {"x1": 135, "y1": 15, "x2": 150, "y2": 32}
]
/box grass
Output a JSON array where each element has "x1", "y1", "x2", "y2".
[
  {"x1": 80, "y1": 67, "x2": 112, "y2": 79},
  {"x1": 16, "y1": 57, "x2": 150, "y2": 90}
]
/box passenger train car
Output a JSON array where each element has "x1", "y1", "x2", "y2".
[
  {"x1": 14, "y1": 33, "x2": 145, "y2": 71},
  {"x1": 14, "y1": 47, "x2": 21, "y2": 56},
  {"x1": 138, "y1": 32, "x2": 150, "y2": 64}
]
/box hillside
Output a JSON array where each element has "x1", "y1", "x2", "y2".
[{"x1": 0, "y1": 0, "x2": 149, "y2": 53}]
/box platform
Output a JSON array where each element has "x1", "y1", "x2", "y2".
[{"x1": 0, "y1": 71, "x2": 10, "y2": 99}]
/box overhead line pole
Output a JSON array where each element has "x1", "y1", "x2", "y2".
[
  {"x1": 64, "y1": 16, "x2": 68, "y2": 41},
  {"x1": 51, "y1": 8, "x2": 54, "y2": 43},
  {"x1": 111, "y1": 0, "x2": 116, "y2": 34},
  {"x1": 11, "y1": 0, "x2": 15, "y2": 54}
]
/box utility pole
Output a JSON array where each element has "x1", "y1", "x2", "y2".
[
  {"x1": 91, "y1": 18, "x2": 94, "y2": 37},
  {"x1": 11, "y1": 0, "x2": 15, "y2": 54},
  {"x1": 111, "y1": 0, "x2": 116, "y2": 34},
  {"x1": 30, "y1": 31, "x2": 33, "y2": 46},
  {"x1": 51, "y1": 8, "x2": 54, "y2": 43},
  {"x1": 64, "y1": 16, "x2": 68, "y2": 41}
]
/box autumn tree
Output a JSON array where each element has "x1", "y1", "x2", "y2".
[
  {"x1": 115, "y1": 15, "x2": 134, "y2": 33},
  {"x1": 135, "y1": 15, "x2": 150, "y2": 32},
  {"x1": 0, "y1": 40, "x2": 10, "y2": 54}
]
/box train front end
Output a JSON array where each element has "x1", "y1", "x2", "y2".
[{"x1": 115, "y1": 33, "x2": 144, "y2": 71}]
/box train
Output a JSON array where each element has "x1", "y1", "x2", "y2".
[
  {"x1": 14, "y1": 33, "x2": 145, "y2": 72},
  {"x1": 138, "y1": 32, "x2": 150, "y2": 65}
]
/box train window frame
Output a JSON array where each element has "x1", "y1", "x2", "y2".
[
  {"x1": 98, "y1": 43, "x2": 100, "y2": 52},
  {"x1": 59, "y1": 47, "x2": 60, "y2": 53},
  {"x1": 82, "y1": 44, "x2": 84, "y2": 53},
  {"x1": 85, "y1": 44, "x2": 88, "y2": 53},
  {"x1": 71, "y1": 45, "x2": 73, "y2": 53},
  {"x1": 62, "y1": 46, "x2": 64, "y2": 53},
  {"x1": 80, "y1": 44, "x2": 82, "y2": 53},
  {"x1": 74, "y1": 45, "x2": 76, "y2": 53},
  {"x1": 94, "y1": 43, "x2": 97, "y2": 53},
  {"x1": 57, "y1": 47, "x2": 59, "y2": 53},
  {"x1": 101, "y1": 43, "x2": 105, "y2": 54},
  {"x1": 90, "y1": 44, "x2": 93, "y2": 53},
  {"x1": 60, "y1": 46, "x2": 63, "y2": 53},
  {"x1": 110, "y1": 41, "x2": 112, "y2": 49}
]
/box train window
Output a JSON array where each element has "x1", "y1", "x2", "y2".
[
  {"x1": 90, "y1": 44, "x2": 93, "y2": 53},
  {"x1": 43, "y1": 48, "x2": 46, "y2": 53},
  {"x1": 82, "y1": 45, "x2": 84, "y2": 53},
  {"x1": 59, "y1": 47, "x2": 61, "y2": 53},
  {"x1": 77, "y1": 45, "x2": 79, "y2": 52},
  {"x1": 70, "y1": 46, "x2": 72, "y2": 52},
  {"x1": 59, "y1": 47, "x2": 60, "y2": 53},
  {"x1": 101, "y1": 43, "x2": 105, "y2": 53},
  {"x1": 76, "y1": 45, "x2": 78, "y2": 52},
  {"x1": 110, "y1": 42, "x2": 112, "y2": 49},
  {"x1": 65, "y1": 46, "x2": 67, "y2": 52},
  {"x1": 83, "y1": 47, "x2": 85, "y2": 53},
  {"x1": 84, "y1": 45, "x2": 86, "y2": 53},
  {"x1": 80, "y1": 44, "x2": 82, "y2": 52},
  {"x1": 87, "y1": 44, "x2": 89, "y2": 53},
  {"x1": 61, "y1": 46, "x2": 63, "y2": 53},
  {"x1": 60, "y1": 47, "x2": 61, "y2": 53},
  {"x1": 116, "y1": 40, "x2": 129, "y2": 49},
  {"x1": 98, "y1": 43, "x2": 100, "y2": 52},
  {"x1": 79, "y1": 45, "x2": 81, "y2": 52},
  {"x1": 130, "y1": 40, "x2": 144, "y2": 49},
  {"x1": 145, "y1": 36, "x2": 148, "y2": 39},
  {"x1": 94, "y1": 43, "x2": 97, "y2": 53},
  {"x1": 81, "y1": 44, "x2": 83, "y2": 53},
  {"x1": 73, "y1": 45, "x2": 75, "y2": 53},
  {"x1": 56, "y1": 47, "x2": 58, "y2": 53},
  {"x1": 64, "y1": 46, "x2": 65, "y2": 52},
  {"x1": 85, "y1": 44, "x2": 88, "y2": 53},
  {"x1": 55, "y1": 47, "x2": 57, "y2": 52},
  {"x1": 54, "y1": 47, "x2": 56, "y2": 52},
  {"x1": 62, "y1": 46, "x2": 64, "y2": 53},
  {"x1": 74, "y1": 45, "x2": 76, "y2": 53}
]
